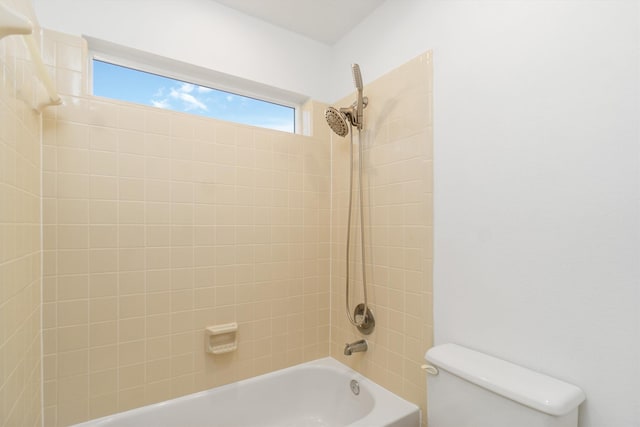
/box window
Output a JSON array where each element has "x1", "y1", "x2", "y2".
[{"x1": 91, "y1": 59, "x2": 296, "y2": 133}]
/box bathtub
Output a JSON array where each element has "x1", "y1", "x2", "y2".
[{"x1": 74, "y1": 357, "x2": 420, "y2": 427}]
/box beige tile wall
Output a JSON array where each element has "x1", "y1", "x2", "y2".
[
  {"x1": 40, "y1": 31, "x2": 331, "y2": 426},
  {"x1": 0, "y1": 1, "x2": 45, "y2": 426},
  {"x1": 329, "y1": 52, "x2": 434, "y2": 426},
  {"x1": 39, "y1": 28, "x2": 433, "y2": 427}
]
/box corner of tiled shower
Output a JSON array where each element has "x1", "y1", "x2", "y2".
[
  {"x1": 1, "y1": 15, "x2": 432, "y2": 426},
  {"x1": 0, "y1": 2, "x2": 46, "y2": 427},
  {"x1": 328, "y1": 53, "x2": 434, "y2": 425}
]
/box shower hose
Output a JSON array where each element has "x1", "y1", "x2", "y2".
[{"x1": 345, "y1": 128, "x2": 369, "y2": 328}]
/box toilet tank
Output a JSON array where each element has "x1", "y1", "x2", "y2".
[{"x1": 425, "y1": 344, "x2": 585, "y2": 427}]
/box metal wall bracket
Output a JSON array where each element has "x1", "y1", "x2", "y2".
[{"x1": 354, "y1": 303, "x2": 375, "y2": 335}]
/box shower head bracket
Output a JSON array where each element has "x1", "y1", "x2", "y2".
[
  {"x1": 325, "y1": 63, "x2": 368, "y2": 136},
  {"x1": 350, "y1": 96, "x2": 368, "y2": 109},
  {"x1": 339, "y1": 97, "x2": 368, "y2": 128},
  {"x1": 352, "y1": 96, "x2": 368, "y2": 130}
]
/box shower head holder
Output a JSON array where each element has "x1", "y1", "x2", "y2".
[{"x1": 325, "y1": 63, "x2": 368, "y2": 135}]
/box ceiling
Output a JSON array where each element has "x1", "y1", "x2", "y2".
[{"x1": 212, "y1": 0, "x2": 386, "y2": 45}]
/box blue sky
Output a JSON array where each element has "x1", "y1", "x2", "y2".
[{"x1": 93, "y1": 60, "x2": 295, "y2": 133}]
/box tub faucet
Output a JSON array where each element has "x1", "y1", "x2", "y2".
[{"x1": 344, "y1": 339, "x2": 368, "y2": 356}]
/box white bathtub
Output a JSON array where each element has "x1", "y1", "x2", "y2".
[{"x1": 73, "y1": 357, "x2": 420, "y2": 427}]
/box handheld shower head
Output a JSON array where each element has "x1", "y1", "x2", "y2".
[
  {"x1": 325, "y1": 106, "x2": 350, "y2": 137},
  {"x1": 352, "y1": 64, "x2": 363, "y2": 91},
  {"x1": 352, "y1": 64, "x2": 364, "y2": 130}
]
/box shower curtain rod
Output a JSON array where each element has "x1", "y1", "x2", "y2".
[{"x1": 0, "y1": 2, "x2": 62, "y2": 110}]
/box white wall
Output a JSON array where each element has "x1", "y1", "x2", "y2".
[
  {"x1": 334, "y1": 1, "x2": 640, "y2": 426},
  {"x1": 33, "y1": 0, "x2": 332, "y2": 102}
]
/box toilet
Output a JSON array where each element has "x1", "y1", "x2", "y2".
[{"x1": 425, "y1": 344, "x2": 586, "y2": 427}]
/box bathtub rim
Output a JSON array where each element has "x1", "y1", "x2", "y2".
[{"x1": 72, "y1": 356, "x2": 420, "y2": 427}]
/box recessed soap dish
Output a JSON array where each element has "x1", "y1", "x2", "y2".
[{"x1": 205, "y1": 322, "x2": 238, "y2": 354}]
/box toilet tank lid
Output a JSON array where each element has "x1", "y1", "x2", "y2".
[{"x1": 425, "y1": 343, "x2": 585, "y2": 416}]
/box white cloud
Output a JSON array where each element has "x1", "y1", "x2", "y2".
[
  {"x1": 170, "y1": 86, "x2": 208, "y2": 111},
  {"x1": 150, "y1": 87, "x2": 172, "y2": 109},
  {"x1": 151, "y1": 98, "x2": 171, "y2": 109},
  {"x1": 179, "y1": 83, "x2": 195, "y2": 93},
  {"x1": 151, "y1": 82, "x2": 208, "y2": 112},
  {"x1": 147, "y1": 81, "x2": 295, "y2": 134}
]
